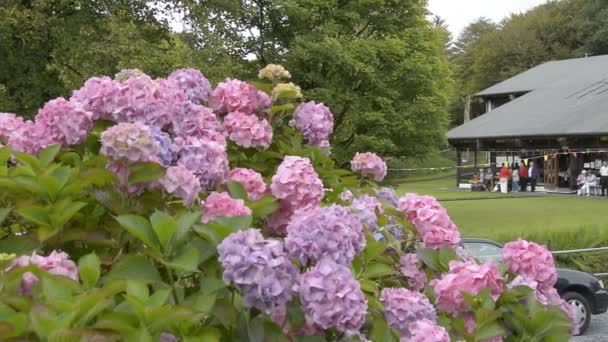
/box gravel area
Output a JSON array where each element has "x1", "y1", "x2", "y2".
[{"x1": 572, "y1": 313, "x2": 608, "y2": 342}]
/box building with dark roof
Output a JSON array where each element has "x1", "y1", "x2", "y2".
[{"x1": 447, "y1": 55, "x2": 608, "y2": 191}]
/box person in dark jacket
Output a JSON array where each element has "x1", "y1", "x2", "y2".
[{"x1": 528, "y1": 161, "x2": 540, "y2": 192}]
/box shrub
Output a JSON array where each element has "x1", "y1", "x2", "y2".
[{"x1": 0, "y1": 66, "x2": 575, "y2": 341}]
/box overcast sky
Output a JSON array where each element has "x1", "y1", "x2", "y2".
[{"x1": 428, "y1": 0, "x2": 548, "y2": 39}]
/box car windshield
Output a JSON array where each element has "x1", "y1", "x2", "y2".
[{"x1": 462, "y1": 242, "x2": 503, "y2": 264}]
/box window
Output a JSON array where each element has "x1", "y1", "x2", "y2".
[{"x1": 462, "y1": 242, "x2": 503, "y2": 264}]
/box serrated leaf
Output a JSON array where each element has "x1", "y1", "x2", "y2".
[
  {"x1": 250, "y1": 195, "x2": 279, "y2": 218},
  {"x1": 363, "y1": 240, "x2": 386, "y2": 262},
  {"x1": 127, "y1": 280, "x2": 150, "y2": 302},
  {"x1": 51, "y1": 200, "x2": 86, "y2": 228},
  {"x1": 115, "y1": 215, "x2": 160, "y2": 252},
  {"x1": 214, "y1": 215, "x2": 252, "y2": 230},
  {"x1": 171, "y1": 211, "x2": 200, "y2": 248},
  {"x1": 16, "y1": 205, "x2": 52, "y2": 227},
  {"x1": 361, "y1": 263, "x2": 396, "y2": 279},
  {"x1": 105, "y1": 255, "x2": 162, "y2": 284},
  {"x1": 0, "y1": 207, "x2": 11, "y2": 226},
  {"x1": 150, "y1": 210, "x2": 176, "y2": 250},
  {"x1": 226, "y1": 180, "x2": 248, "y2": 200},
  {"x1": 127, "y1": 162, "x2": 165, "y2": 184},
  {"x1": 417, "y1": 247, "x2": 440, "y2": 271},
  {"x1": 13, "y1": 152, "x2": 40, "y2": 171},
  {"x1": 166, "y1": 246, "x2": 199, "y2": 272},
  {"x1": 78, "y1": 252, "x2": 100, "y2": 288},
  {"x1": 39, "y1": 144, "x2": 61, "y2": 167},
  {"x1": 474, "y1": 321, "x2": 506, "y2": 341}
]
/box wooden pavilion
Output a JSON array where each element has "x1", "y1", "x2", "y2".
[{"x1": 448, "y1": 55, "x2": 608, "y2": 191}]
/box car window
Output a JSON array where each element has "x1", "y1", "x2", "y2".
[{"x1": 462, "y1": 242, "x2": 503, "y2": 264}]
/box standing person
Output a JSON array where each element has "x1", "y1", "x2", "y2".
[
  {"x1": 601, "y1": 161, "x2": 608, "y2": 197},
  {"x1": 519, "y1": 163, "x2": 529, "y2": 192},
  {"x1": 577, "y1": 170, "x2": 589, "y2": 196},
  {"x1": 499, "y1": 164, "x2": 511, "y2": 194},
  {"x1": 528, "y1": 161, "x2": 540, "y2": 192},
  {"x1": 511, "y1": 163, "x2": 520, "y2": 192}
]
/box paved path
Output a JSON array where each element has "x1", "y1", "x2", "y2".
[{"x1": 572, "y1": 313, "x2": 608, "y2": 342}]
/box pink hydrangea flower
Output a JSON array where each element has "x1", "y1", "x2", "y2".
[
  {"x1": 210, "y1": 79, "x2": 270, "y2": 114},
  {"x1": 168, "y1": 68, "x2": 212, "y2": 104},
  {"x1": 173, "y1": 136, "x2": 229, "y2": 190},
  {"x1": 351, "y1": 152, "x2": 387, "y2": 181},
  {"x1": 400, "y1": 254, "x2": 427, "y2": 291},
  {"x1": 9, "y1": 251, "x2": 78, "y2": 295},
  {"x1": 35, "y1": 98, "x2": 94, "y2": 146},
  {"x1": 6, "y1": 120, "x2": 53, "y2": 155},
  {"x1": 380, "y1": 288, "x2": 436, "y2": 337},
  {"x1": 200, "y1": 192, "x2": 252, "y2": 223},
  {"x1": 291, "y1": 101, "x2": 334, "y2": 147},
  {"x1": 0, "y1": 113, "x2": 25, "y2": 142},
  {"x1": 223, "y1": 111, "x2": 273, "y2": 149},
  {"x1": 170, "y1": 102, "x2": 224, "y2": 145},
  {"x1": 228, "y1": 168, "x2": 267, "y2": 201},
  {"x1": 159, "y1": 165, "x2": 202, "y2": 205},
  {"x1": 398, "y1": 193, "x2": 461, "y2": 249},
  {"x1": 431, "y1": 260, "x2": 504, "y2": 315},
  {"x1": 100, "y1": 122, "x2": 160, "y2": 163},
  {"x1": 70, "y1": 76, "x2": 120, "y2": 120},
  {"x1": 404, "y1": 319, "x2": 450, "y2": 342},
  {"x1": 270, "y1": 156, "x2": 324, "y2": 210},
  {"x1": 111, "y1": 75, "x2": 186, "y2": 128},
  {"x1": 339, "y1": 190, "x2": 353, "y2": 202},
  {"x1": 502, "y1": 239, "x2": 557, "y2": 291}
]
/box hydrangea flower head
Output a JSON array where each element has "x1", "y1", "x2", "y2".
[
  {"x1": 502, "y1": 239, "x2": 557, "y2": 290},
  {"x1": 258, "y1": 64, "x2": 291, "y2": 81},
  {"x1": 114, "y1": 68, "x2": 144, "y2": 82},
  {"x1": 270, "y1": 156, "x2": 324, "y2": 210},
  {"x1": 376, "y1": 187, "x2": 399, "y2": 206},
  {"x1": 339, "y1": 190, "x2": 353, "y2": 202},
  {"x1": 351, "y1": 152, "x2": 387, "y2": 181},
  {"x1": 400, "y1": 254, "x2": 427, "y2": 291},
  {"x1": 174, "y1": 136, "x2": 229, "y2": 190},
  {"x1": 381, "y1": 288, "x2": 436, "y2": 337},
  {"x1": 350, "y1": 195, "x2": 383, "y2": 230},
  {"x1": 9, "y1": 251, "x2": 78, "y2": 295},
  {"x1": 150, "y1": 128, "x2": 173, "y2": 166},
  {"x1": 171, "y1": 102, "x2": 223, "y2": 144},
  {"x1": 431, "y1": 260, "x2": 504, "y2": 315},
  {"x1": 100, "y1": 122, "x2": 160, "y2": 163},
  {"x1": 228, "y1": 168, "x2": 267, "y2": 201},
  {"x1": 272, "y1": 82, "x2": 302, "y2": 100},
  {"x1": 218, "y1": 229, "x2": 298, "y2": 313},
  {"x1": 35, "y1": 98, "x2": 94, "y2": 146},
  {"x1": 159, "y1": 165, "x2": 201, "y2": 205},
  {"x1": 406, "y1": 319, "x2": 450, "y2": 342},
  {"x1": 168, "y1": 68, "x2": 213, "y2": 104},
  {"x1": 70, "y1": 76, "x2": 120, "y2": 120},
  {"x1": 298, "y1": 258, "x2": 367, "y2": 332},
  {"x1": 0, "y1": 113, "x2": 24, "y2": 143},
  {"x1": 201, "y1": 192, "x2": 252, "y2": 223},
  {"x1": 285, "y1": 205, "x2": 365, "y2": 265},
  {"x1": 223, "y1": 111, "x2": 273, "y2": 149},
  {"x1": 210, "y1": 79, "x2": 270, "y2": 114},
  {"x1": 7, "y1": 120, "x2": 54, "y2": 155},
  {"x1": 291, "y1": 101, "x2": 334, "y2": 147}
]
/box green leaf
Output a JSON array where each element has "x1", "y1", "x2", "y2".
[
  {"x1": 361, "y1": 263, "x2": 396, "y2": 279},
  {"x1": 475, "y1": 321, "x2": 506, "y2": 341},
  {"x1": 13, "y1": 152, "x2": 40, "y2": 171},
  {"x1": 189, "y1": 327, "x2": 221, "y2": 341},
  {"x1": 150, "y1": 210, "x2": 177, "y2": 250},
  {"x1": 147, "y1": 289, "x2": 172, "y2": 307},
  {"x1": 12, "y1": 176, "x2": 46, "y2": 195},
  {"x1": 287, "y1": 298, "x2": 305, "y2": 328},
  {"x1": 369, "y1": 314, "x2": 395, "y2": 342},
  {"x1": 93, "y1": 312, "x2": 137, "y2": 334},
  {"x1": 128, "y1": 162, "x2": 165, "y2": 184},
  {"x1": 51, "y1": 200, "x2": 86, "y2": 228},
  {"x1": 171, "y1": 211, "x2": 200, "y2": 248},
  {"x1": 269, "y1": 103, "x2": 295, "y2": 116},
  {"x1": 78, "y1": 252, "x2": 101, "y2": 288},
  {"x1": 0, "y1": 207, "x2": 11, "y2": 226},
  {"x1": 226, "y1": 180, "x2": 248, "y2": 200},
  {"x1": 166, "y1": 246, "x2": 200, "y2": 272},
  {"x1": 187, "y1": 292, "x2": 217, "y2": 315},
  {"x1": 115, "y1": 214, "x2": 161, "y2": 252},
  {"x1": 0, "y1": 235, "x2": 37, "y2": 255},
  {"x1": 16, "y1": 205, "x2": 52, "y2": 227},
  {"x1": 363, "y1": 240, "x2": 386, "y2": 262},
  {"x1": 438, "y1": 246, "x2": 458, "y2": 270},
  {"x1": 0, "y1": 146, "x2": 12, "y2": 165},
  {"x1": 359, "y1": 279, "x2": 378, "y2": 293},
  {"x1": 39, "y1": 144, "x2": 61, "y2": 167},
  {"x1": 105, "y1": 255, "x2": 162, "y2": 284},
  {"x1": 417, "y1": 247, "x2": 440, "y2": 271},
  {"x1": 214, "y1": 215, "x2": 252, "y2": 230},
  {"x1": 200, "y1": 277, "x2": 227, "y2": 295},
  {"x1": 250, "y1": 196, "x2": 279, "y2": 218},
  {"x1": 127, "y1": 280, "x2": 150, "y2": 302}
]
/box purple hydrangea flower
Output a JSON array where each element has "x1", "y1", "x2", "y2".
[
  {"x1": 171, "y1": 102, "x2": 224, "y2": 145},
  {"x1": 159, "y1": 165, "x2": 201, "y2": 205},
  {"x1": 376, "y1": 187, "x2": 399, "y2": 206},
  {"x1": 35, "y1": 98, "x2": 94, "y2": 146},
  {"x1": 150, "y1": 128, "x2": 173, "y2": 166},
  {"x1": 100, "y1": 122, "x2": 160, "y2": 163},
  {"x1": 351, "y1": 152, "x2": 387, "y2": 182},
  {"x1": 6, "y1": 120, "x2": 52, "y2": 155},
  {"x1": 399, "y1": 254, "x2": 427, "y2": 291},
  {"x1": 298, "y1": 258, "x2": 368, "y2": 332},
  {"x1": 173, "y1": 136, "x2": 229, "y2": 190},
  {"x1": 168, "y1": 68, "x2": 213, "y2": 104},
  {"x1": 218, "y1": 229, "x2": 299, "y2": 313},
  {"x1": 381, "y1": 288, "x2": 436, "y2": 338},
  {"x1": 70, "y1": 76, "x2": 120, "y2": 120},
  {"x1": 350, "y1": 195, "x2": 383, "y2": 231},
  {"x1": 223, "y1": 111, "x2": 273, "y2": 149},
  {"x1": 291, "y1": 101, "x2": 334, "y2": 147},
  {"x1": 0, "y1": 113, "x2": 24, "y2": 143},
  {"x1": 339, "y1": 190, "x2": 353, "y2": 202},
  {"x1": 285, "y1": 205, "x2": 365, "y2": 265},
  {"x1": 111, "y1": 75, "x2": 186, "y2": 129}
]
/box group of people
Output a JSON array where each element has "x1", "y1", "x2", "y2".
[
  {"x1": 577, "y1": 161, "x2": 608, "y2": 196},
  {"x1": 473, "y1": 162, "x2": 540, "y2": 193}
]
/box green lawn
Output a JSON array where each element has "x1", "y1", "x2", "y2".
[{"x1": 395, "y1": 178, "x2": 608, "y2": 242}]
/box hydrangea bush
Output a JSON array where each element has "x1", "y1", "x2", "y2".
[{"x1": 0, "y1": 65, "x2": 576, "y2": 341}]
